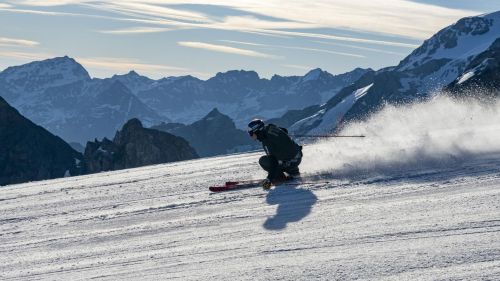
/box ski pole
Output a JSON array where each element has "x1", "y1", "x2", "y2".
[{"x1": 291, "y1": 134, "x2": 365, "y2": 138}]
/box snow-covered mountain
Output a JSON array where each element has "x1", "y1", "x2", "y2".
[
  {"x1": 285, "y1": 11, "x2": 500, "y2": 135},
  {"x1": 119, "y1": 67, "x2": 370, "y2": 128},
  {"x1": 0, "y1": 57, "x2": 369, "y2": 144},
  {"x1": 0, "y1": 56, "x2": 163, "y2": 144}
]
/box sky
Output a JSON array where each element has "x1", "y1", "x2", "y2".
[{"x1": 0, "y1": 1, "x2": 499, "y2": 79}]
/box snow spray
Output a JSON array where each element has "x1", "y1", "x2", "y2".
[{"x1": 301, "y1": 95, "x2": 500, "y2": 177}]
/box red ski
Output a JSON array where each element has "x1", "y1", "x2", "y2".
[
  {"x1": 209, "y1": 177, "x2": 301, "y2": 192},
  {"x1": 209, "y1": 180, "x2": 262, "y2": 192}
]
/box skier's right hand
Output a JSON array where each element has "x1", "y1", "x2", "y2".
[{"x1": 262, "y1": 178, "x2": 272, "y2": 190}]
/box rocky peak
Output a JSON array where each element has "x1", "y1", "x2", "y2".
[
  {"x1": 204, "y1": 108, "x2": 224, "y2": 119},
  {"x1": 208, "y1": 70, "x2": 260, "y2": 84},
  {"x1": 302, "y1": 68, "x2": 325, "y2": 82},
  {"x1": 122, "y1": 118, "x2": 143, "y2": 131},
  {"x1": 84, "y1": 118, "x2": 198, "y2": 173},
  {"x1": 397, "y1": 11, "x2": 499, "y2": 72},
  {"x1": 1, "y1": 56, "x2": 91, "y2": 89}
]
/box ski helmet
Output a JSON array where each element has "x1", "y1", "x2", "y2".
[{"x1": 248, "y1": 119, "x2": 264, "y2": 136}]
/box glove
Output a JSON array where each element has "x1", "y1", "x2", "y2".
[{"x1": 261, "y1": 178, "x2": 272, "y2": 190}]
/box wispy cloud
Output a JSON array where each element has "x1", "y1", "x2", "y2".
[
  {"x1": 14, "y1": 0, "x2": 82, "y2": 6},
  {"x1": 218, "y1": 40, "x2": 267, "y2": 47},
  {"x1": 0, "y1": 50, "x2": 52, "y2": 61},
  {"x1": 0, "y1": 5, "x2": 81, "y2": 16},
  {"x1": 190, "y1": 0, "x2": 477, "y2": 39},
  {"x1": 3, "y1": 0, "x2": 478, "y2": 41},
  {"x1": 178, "y1": 41, "x2": 279, "y2": 59},
  {"x1": 282, "y1": 64, "x2": 314, "y2": 71},
  {"x1": 99, "y1": 27, "x2": 172, "y2": 34},
  {"x1": 252, "y1": 29, "x2": 420, "y2": 48},
  {"x1": 78, "y1": 56, "x2": 212, "y2": 79},
  {"x1": 220, "y1": 40, "x2": 365, "y2": 58},
  {"x1": 279, "y1": 45, "x2": 364, "y2": 58},
  {"x1": 314, "y1": 41, "x2": 409, "y2": 56},
  {"x1": 86, "y1": 1, "x2": 212, "y2": 24},
  {"x1": 90, "y1": 0, "x2": 475, "y2": 39},
  {"x1": 0, "y1": 37, "x2": 39, "y2": 47},
  {"x1": 77, "y1": 56, "x2": 188, "y2": 75}
]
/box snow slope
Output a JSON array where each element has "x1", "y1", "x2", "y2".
[{"x1": 1, "y1": 98, "x2": 500, "y2": 280}]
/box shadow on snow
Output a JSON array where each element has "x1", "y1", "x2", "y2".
[{"x1": 263, "y1": 185, "x2": 317, "y2": 231}]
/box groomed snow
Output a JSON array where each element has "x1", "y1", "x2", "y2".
[
  {"x1": 1, "y1": 96, "x2": 500, "y2": 280},
  {"x1": 1, "y1": 150, "x2": 499, "y2": 280}
]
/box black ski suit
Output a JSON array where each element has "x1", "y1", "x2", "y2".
[{"x1": 255, "y1": 124, "x2": 302, "y2": 181}]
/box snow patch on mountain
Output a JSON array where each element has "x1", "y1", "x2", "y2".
[
  {"x1": 290, "y1": 84, "x2": 373, "y2": 134},
  {"x1": 301, "y1": 68, "x2": 322, "y2": 82},
  {"x1": 457, "y1": 71, "x2": 475, "y2": 84},
  {"x1": 399, "y1": 12, "x2": 500, "y2": 72}
]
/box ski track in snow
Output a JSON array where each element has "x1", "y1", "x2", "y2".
[{"x1": 0, "y1": 150, "x2": 500, "y2": 280}]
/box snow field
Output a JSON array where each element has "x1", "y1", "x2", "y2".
[{"x1": 1, "y1": 95, "x2": 500, "y2": 280}]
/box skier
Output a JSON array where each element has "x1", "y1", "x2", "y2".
[{"x1": 247, "y1": 119, "x2": 303, "y2": 189}]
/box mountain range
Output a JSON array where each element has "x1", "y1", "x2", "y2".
[{"x1": 0, "y1": 57, "x2": 369, "y2": 145}]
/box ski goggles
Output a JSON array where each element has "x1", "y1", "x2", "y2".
[{"x1": 248, "y1": 123, "x2": 264, "y2": 136}]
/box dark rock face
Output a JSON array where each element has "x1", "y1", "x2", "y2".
[
  {"x1": 152, "y1": 108, "x2": 257, "y2": 157},
  {"x1": 445, "y1": 38, "x2": 500, "y2": 97},
  {"x1": 0, "y1": 96, "x2": 82, "y2": 186},
  {"x1": 83, "y1": 118, "x2": 198, "y2": 173}
]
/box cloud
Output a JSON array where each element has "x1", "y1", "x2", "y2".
[
  {"x1": 13, "y1": 0, "x2": 82, "y2": 6},
  {"x1": 213, "y1": 15, "x2": 319, "y2": 30},
  {"x1": 178, "y1": 41, "x2": 279, "y2": 59},
  {"x1": 0, "y1": 5, "x2": 81, "y2": 16},
  {"x1": 4, "y1": 0, "x2": 478, "y2": 41},
  {"x1": 124, "y1": 0, "x2": 476, "y2": 39},
  {"x1": 253, "y1": 29, "x2": 420, "y2": 48},
  {"x1": 314, "y1": 41, "x2": 409, "y2": 56},
  {"x1": 0, "y1": 37, "x2": 39, "y2": 47},
  {"x1": 282, "y1": 64, "x2": 314, "y2": 71},
  {"x1": 0, "y1": 50, "x2": 52, "y2": 61},
  {"x1": 221, "y1": 40, "x2": 365, "y2": 58},
  {"x1": 86, "y1": 1, "x2": 212, "y2": 24},
  {"x1": 99, "y1": 27, "x2": 172, "y2": 34},
  {"x1": 218, "y1": 40, "x2": 267, "y2": 47},
  {"x1": 77, "y1": 56, "x2": 189, "y2": 75},
  {"x1": 280, "y1": 45, "x2": 365, "y2": 58}
]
